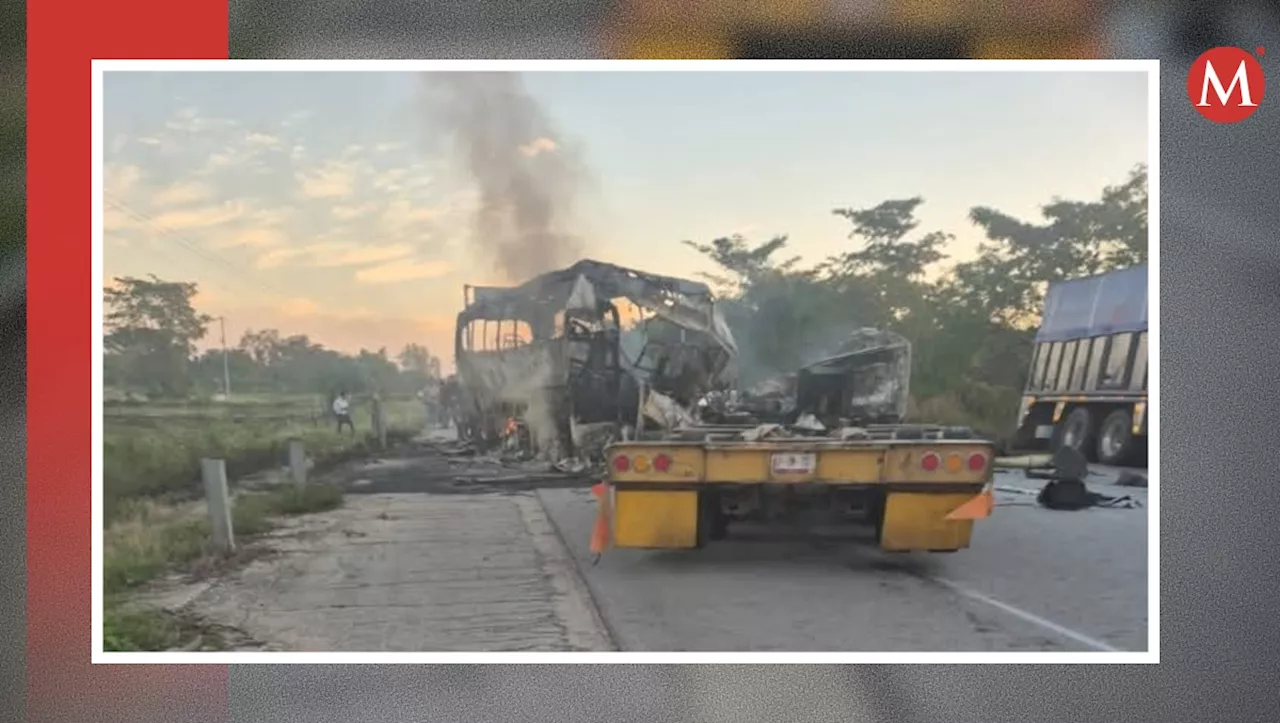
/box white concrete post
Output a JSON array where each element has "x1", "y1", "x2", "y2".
[
  {"x1": 287, "y1": 438, "x2": 306, "y2": 485},
  {"x1": 200, "y1": 458, "x2": 235, "y2": 553}
]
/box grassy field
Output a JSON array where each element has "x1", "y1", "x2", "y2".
[
  {"x1": 103, "y1": 394, "x2": 421, "y2": 518},
  {"x1": 102, "y1": 392, "x2": 425, "y2": 651}
]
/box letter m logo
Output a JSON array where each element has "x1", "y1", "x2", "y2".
[{"x1": 1188, "y1": 47, "x2": 1268, "y2": 123}]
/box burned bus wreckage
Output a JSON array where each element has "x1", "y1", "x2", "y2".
[
  {"x1": 454, "y1": 260, "x2": 919, "y2": 461},
  {"x1": 453, "y1": 260, "x2": 738, "y2": 459}
]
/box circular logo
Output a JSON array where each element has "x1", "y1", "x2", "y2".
[{"x1": 1187, "y1": 46, "x2": 1266, "y2": 123}]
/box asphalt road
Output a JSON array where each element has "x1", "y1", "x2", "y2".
[
  {"x1": 179, "y1": 439, "x2": 1146, "y2": 653},
  {"x1": 538, "y1": 467, "x2": 1148, "y2": 652}
]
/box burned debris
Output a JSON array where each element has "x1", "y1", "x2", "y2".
[
  {"x1": 452, "y1": 257, "x2": 947, "y2": 462},
  {"x1": 696, "y1": 328, "x2": 913, "y2": 430},
  {"x1": 453, "y1": 259, "x2": 737, "y2": 460}
]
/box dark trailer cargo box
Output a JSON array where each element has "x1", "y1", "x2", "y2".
[
  {"x1": 1037, "y1": 265, "x2": 1148, "y2": 344},
  {"x1": 1015, "y1": 265, "x2": 1149, "y2": 466}
]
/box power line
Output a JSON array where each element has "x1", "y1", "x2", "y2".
[{"x1": 104, "y1": 195, "x2": 290, "y2": 301}]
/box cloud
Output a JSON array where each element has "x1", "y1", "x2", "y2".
[
  {"x1": 374, "y1": 142, "x2": 405, "y2": 153},
  {"x1": 151, "y1": 201, "x2": 246, "y2": 231},
  {"x1": 256, "y1": 247, "x2": 306, "y2": 269},
  {"x1": 197, "y1": 131, "x2": 283, "y2": 176},
  {"x1": 331, "y1": 202, "x2": 377, "y2": 221},
  {"x1": 217, "y1": 227, "x2": 288, "y2": 249},
  {"x1": 519, "y1": 137, "x2": 558, "y2": 157},
  {"x1": 313, "y1": 243, "x2": 415, "y2": 268},
  {"x1": 381, "y1": 199, "x2": 441, "y2": 235},
  {"x1": 355, "y1": 259, "x2": 453, "y2": 284},
  {"x1": 372, "y1": 168, "x2": 410, "y2": 193},
  {"x1": 152, "y1": 180, "x2": 214, "y2": 206},
  {"x1": 372, "y1": 164, "x2": 434, "y2": 194},
  {"x1": 164, "y1": 107, "x2": 238, "y2": 135},
  {"x1": 202, "y1": 152, "x2": 237, "y2": 172},
  {"x1": 191, "y1": 286, "x2": 222, "y2": 308},
  {"x1": 248, "y1": 239, "x2": 417, "y2": 271},
  {"x1": 103, "y1": 205, "x2": 140, "y2": 232},
  {"x1": 246, "y1": 132, "x2": 281, "y2": 148},
  {"x1": 105, "y1": 163, "x2": 142, "y2": 197},
  {"x1": 279, "y1": 297, "x2": 321, "y2": 317},
  {"x1": 296, "y1": 161, "x2": 359, "y2": 198},
  {"x1": 250, "y1": 207, "x2": 295, "y2": 226},
  {"x1": 281, "y1": 110, "x2": 313, "y2": 129}
]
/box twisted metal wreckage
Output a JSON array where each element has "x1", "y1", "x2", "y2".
[{"x1": 453, "y1": 259, "x2": 915, "y2": 461}]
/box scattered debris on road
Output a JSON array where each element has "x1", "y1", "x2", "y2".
[{"x1": 1022, "y1": 447, "x2": 1144, "y2": 511}]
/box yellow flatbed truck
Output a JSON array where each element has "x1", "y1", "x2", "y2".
[{"x1": 594, "y1": 429, "x2": 996, "y2": 554}]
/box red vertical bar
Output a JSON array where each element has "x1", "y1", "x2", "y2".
[{"x1": 27, "y1": 0, "x2": 230, "y2": 719}]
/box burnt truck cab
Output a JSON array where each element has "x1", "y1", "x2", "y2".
[
  {"x1": 1013, "y1": 265, "x2": 1149, "y2": 466},
  {"x1": 595, "y1": 331, "x2": 999, "y2": 555}
]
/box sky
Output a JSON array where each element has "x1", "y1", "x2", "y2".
[{"x1": 101, "y1": 69, "x2": 1149, "y2": 370}]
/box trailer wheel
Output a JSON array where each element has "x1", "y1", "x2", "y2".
[
  {"x1": 1052, "y1": 407, "x2": 1096, "y2": 461},
  {"x1": 1097, "y1": 409, "x2": 1135, "y2": 466}
]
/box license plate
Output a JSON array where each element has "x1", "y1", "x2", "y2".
[{"x1": 771, "y1": 452, "x2": 817, "y2": 474}]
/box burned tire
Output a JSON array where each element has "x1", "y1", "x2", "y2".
[
  {"x1": 1051, "y1": 407, "x2": 1096, "y2": 461},
  {"x1": 1097, "y1": 409, "x2": 1137, "y2": 466}
]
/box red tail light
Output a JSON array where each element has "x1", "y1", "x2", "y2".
[
  {"x1": 921, "y1": 452, "x2": 940, "y2": 472},
  {"x1": 967, "y1": 452, "x2": 988, "y2": 472},
  {"x1": 613, "y1": 455, "x2": 630, "y2": 472},
  {"x1": 654, "y1": 454, "x2": 672, "y2": 472}
]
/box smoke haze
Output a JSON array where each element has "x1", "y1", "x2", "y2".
[{"x1": 423, "y1": 72, "x2": 586, "y2": 282}]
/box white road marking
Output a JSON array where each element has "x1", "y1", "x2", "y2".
[{"x1": 927, "y1": 575, "x2": 1122, "y2": 652}]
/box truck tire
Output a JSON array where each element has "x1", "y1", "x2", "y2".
[
  {"x1": 1097, "y1": 409, "x2": 1136, "y2": 466},
  {"x1": 1051, "y1": 407, "x2": 1096, "y2": 461}
]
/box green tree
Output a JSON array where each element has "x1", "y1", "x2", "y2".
[
  {"x1": 682, "y1": 165, "x2": 1148, "y2": 437},
  {"x1": 104, "y1": 275, "x2": 212, "y2": 397}
]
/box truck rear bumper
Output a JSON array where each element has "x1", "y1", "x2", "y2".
[{"x1": 603, "y1": 482, "x2": 991, "y2": 553}]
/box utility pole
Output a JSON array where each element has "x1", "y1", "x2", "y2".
[{"x1": 218, "y1": 316, "x2": 231, "y2": 399}]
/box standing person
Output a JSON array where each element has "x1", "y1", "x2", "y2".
[{"x1": 333, "y1": 391, "x2": 355, "y2": 434}]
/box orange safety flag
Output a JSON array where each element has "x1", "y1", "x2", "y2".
[
  {"x1": 589, "y1": 482, "x2": 612, "y2": 562},
  {"x1": 945, "y1": 484, "x2": 995, "y2": 521}
]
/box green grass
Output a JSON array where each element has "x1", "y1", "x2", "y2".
[
  {"x1": 103, "y1": 605, "x2": 192, "y2": 652},
  {"x1": 102, "y1": 480, "x2": 350, "y2": 652},
  {"x1": 103, "y1": 482, "x2": 349, "y2": 596},
  {"x1": 103, "y1": 394, "x2": 423, "y2": 521}
]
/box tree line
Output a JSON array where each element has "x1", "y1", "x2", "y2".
[
  {"x1": 684, "y1": 164, "x2": 1147, "y2": 434},
  {"x1": 103, "y1": 275, "x2": 444, "y2": 400},
  {"x1": 105, "y1": 163, "x2": 1146, "y2": 435}
]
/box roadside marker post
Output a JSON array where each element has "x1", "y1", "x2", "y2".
[
  {"x1": 200, "y1": 457, "x2": 235, "y2": 553},
  {"x1": 287, "y1": 438, "x2": 307, "y2": 485}
]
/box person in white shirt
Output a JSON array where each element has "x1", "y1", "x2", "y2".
[{"x1": 332, "y1": 391, "x2": 354, "y2": 434}]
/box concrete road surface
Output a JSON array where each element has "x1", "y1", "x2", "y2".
[
  {"x1": 538, "y1": 467, "x2": 1148, "y2": 652},
  {"x1": 163, "y1": 437, "x2": 1146, "y2": 652}
]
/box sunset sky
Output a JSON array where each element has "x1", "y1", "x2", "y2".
[{"x1": 101, "y1": 69, "x2": 1148, "y2": 370}]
